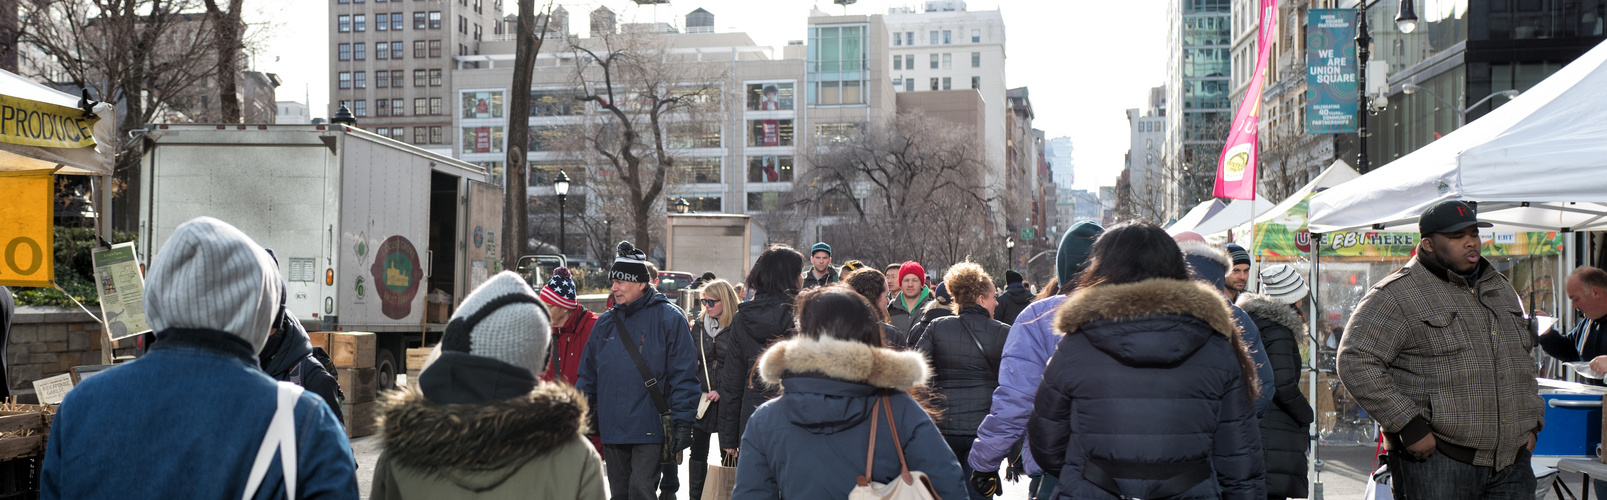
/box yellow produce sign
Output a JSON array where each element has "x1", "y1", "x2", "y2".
[
  {"x1": 0, "y1": 171, "x2": 54, "y2": 287},
  {"x1": 0, "y1": 94, "x2": 98, "y2": 149}
]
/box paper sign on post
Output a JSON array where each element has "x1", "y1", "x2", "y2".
[
  {"x1": 92, "y1": 242, "x2": 151, "y2": 341},
  {"x1": 33, "y1": 373, "x2": 74, "y2": 404}
]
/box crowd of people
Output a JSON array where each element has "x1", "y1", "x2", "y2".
[{"x1": 33, "y1": 197, "x2": 1552, "y2": 499}]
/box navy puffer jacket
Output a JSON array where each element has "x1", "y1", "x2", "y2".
[
  {"x1": 1029, "y1": 278, "x2": 1264, "y2": 500},
  {"x1": 914, "y1": 305, "x2": 1008, "y2": 436}
]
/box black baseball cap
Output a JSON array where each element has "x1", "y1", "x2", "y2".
[{"x1": 1419, "y1": 200, "x2": 1493, "y2": 235}]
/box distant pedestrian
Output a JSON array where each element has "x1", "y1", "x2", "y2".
[
  {"x1": 993, "y1": 269, "x2": 1034, "y2": 325},
  {"x1": 884, "y1": 264, "x2": 903, "y2": 303},
  {"x1": 845, "y1": 268, "x2": 904, "y2": 348},
  {"x1": 577, "y1": 242, "x2": 701, "y2": 500},
  {"x1": 42, "y1": 216, "x2": 357, "y2": 499},
  {"x1": 718, "y1": 245, "x2": 804, "y2": 459},
  {"x1": 371, "y1": 271, "x2": 604, "y2": 500},
  {"x1": 969, "y1": 220, "x2": 1102, "y2": 500},
  {"x1": 732, "y1": 287, "x2": 967, "y2": 499},
  {"x1": 841, "y1": 260, "x2": 866, "y2": 274},
  {"x1": 1224, "y1": 243, "x2": 1252, "y2": 302},
  {"x1": 692, "y1": 271, "x2": 718, "y2": 290},
  {"x1": 888, "y1": 261, "x2": 934, "y2": 335},
  {"x1": 802, "y1": 242, "x2": 839, "y2": 289},
  {"x1": 1338, "y1": 200, "x2": 1543, "y2": 498},
  {"x1": 1178, "y1": 240, "x2": 1275, "y2": 417},
  {"x1": 688, "y1": 279, "x2": 739, "y2": 500},
  {"x1": 1029, "y1": 221, "x2": 1264, "y2": 499},
  {"x1": 1236, "y1": 265, "x2": 1316, "y2": 500},
  {"x1": 906, "y1": 282, "x2": 954, "y2": 348},
  {"x1": 539, "y1": 267, "x2": 598, "y2": 386},
  {"x1": 915, "y1": 262, "x2": 1008, "y2": 500}
]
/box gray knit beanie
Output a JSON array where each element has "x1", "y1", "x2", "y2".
[
  {"x1": 439, "y1": 271, "x2": 552, "y2": 376},
  {"x1": 145, "y1": 217, "x2": 283, "y2": 354}
]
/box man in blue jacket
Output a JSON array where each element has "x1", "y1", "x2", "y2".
[
  {"x1": 42, "y1": 217, "x2": 357, "y2": 499},
  {"x1": 578, "y1": 242, "x2": 701, "y2": 500}
]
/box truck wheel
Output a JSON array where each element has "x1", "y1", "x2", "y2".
[{"x1": 375, "y1": 348, "x2": 398, "y2": 392}]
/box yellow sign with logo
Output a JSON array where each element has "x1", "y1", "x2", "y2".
[
  {"x1": 0, "y1": 171, "x2": 55, "y2": 287},
  {"x1": 0, "y1": 95, "x2": 98, "y2": 149}
]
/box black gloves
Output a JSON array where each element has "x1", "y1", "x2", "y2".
[
  {"x1": 672, "y1": 422, "x2": 696, "y2": 452},
  {"x1": 970, "y1": 470, "x2": 1002, "y2": 497},
  {"x1": 1005, "y1": 456, "x2": 1025, "y2": 483}
]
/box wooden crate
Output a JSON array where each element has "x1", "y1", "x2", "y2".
[
  {"x1": 338, "y1": 368, "x2": 377, "y2": 404},
  {"x1": 342, "y1": 401, "x2": 378, "y2": 438},
  {"x1": 329, "y1": 332, "x2": 376, "y2": 369},
  {"x1": 307, "y1": 331, "x2": 332, "y2": 353},
  {"x1": 0, "y1": 407, "x2": 52, "y2": 462},
  {"x1": 406, "y1": 347, "x2": 433, "y2": 372}
]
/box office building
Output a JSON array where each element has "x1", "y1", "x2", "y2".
[{"x1": 1165, "y1": 0, "x2": 1233, "y2": 214}]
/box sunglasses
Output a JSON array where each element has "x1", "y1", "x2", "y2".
[{"x1": 702, "y1": 299, "x2": 720, "y2": 307}]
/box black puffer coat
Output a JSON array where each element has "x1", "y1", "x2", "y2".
[
  {"x1": 717, "y1": 291, "x2": 795, "y2": 450},
  {"x1": 259, "y1": 314, "x2": 344, "y2": 423},
  {"x1": 1237, "y1": 293, "x2": 1315, "y2": 498},
  {"x1": 1029, "y1": 278, "x2": 1264, "y2": 500},
  {"x1": 905, "y1": 306, "x2": 954, "y2": 348},
  {"x1": 914, "y1": 305, "x2": 1008, "y2": 437},
  {"x1": 692, "y1": 318, "x2": 730, "y2": 434},
  {"x1": 993, "y1": 283, "x2": 1035, "y2": 325}
]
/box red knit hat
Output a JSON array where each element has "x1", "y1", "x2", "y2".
[{"x1": 897, "y1": 261, "x2": 927, "y2": 286}]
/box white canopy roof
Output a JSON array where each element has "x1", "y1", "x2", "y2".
[
  {"x1": 0, "y1": 69, "x2": 116, "y2": 175},
  {"x1": 1191, "y1": 190, "x2": 1273, "y2": 238},
  {"x1": 1309, "y1": 39, "x2": 1607, "y2": 234},
  {"x1": 1166, "y1": 199, "x2": 1226, "y2": 236}
]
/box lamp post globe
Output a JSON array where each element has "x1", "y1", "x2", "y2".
[
  {"x1": 1396, "y1": 0, "x2": 1419, "y2": 33},
  {"x1": 554, "y1": 170, "x2": 570, "y2": 256},
  {"x1": 674, "y1": 198, "x2": 691, "y2": 214}
]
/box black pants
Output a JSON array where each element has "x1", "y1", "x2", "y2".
[
  {"x1": 944, "y1": 435, "x2": 989, "y2": 500},
  {"x1": 605, "y1": 443, "x2": 664, "y2": 500}
]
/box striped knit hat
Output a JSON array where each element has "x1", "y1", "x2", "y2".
[
  {"x1": 1259, "y1": 264, "x2": 1309, "y2": 305},
  {"x1": 609, "y1": 241, "x2": 651, "y2": 283},
  {"x1": 539, "y1": 266, "x2": 580, "y2": 310}
]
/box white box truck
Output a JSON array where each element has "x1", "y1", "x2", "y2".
[
  {"x1": 665, "y1": 214, "x2": 751, "y2": 286},
  {"x1": 137, "y1": 124, "x2": 504, "y2": 389}
]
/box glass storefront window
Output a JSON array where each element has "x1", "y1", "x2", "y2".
[
  {"x1": 460, "y1": 126, "x2": 504, "y2": 153},
  {"x1": 747, "y1": 82, "x2": 796, "y2": 111},
  {"x1": 748, "y1": 119, "x2": 794, "y2": 147},
  {"x1": 747, "y1": 156, "x2": 793, "y2": 183},
  {"x1": 462, "y1": 91, "x2": 504, "y2": 119}
]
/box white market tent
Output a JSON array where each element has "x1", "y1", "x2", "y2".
[
  {"x1": 1227, "y1": 160, "x2": 1362, "y2": 244},
  {"x1": 1309, "y1": 38, "x2": 1607, "y2": 235},
  {"x1": 0, "y1": 69, "x2": 115, "y2": 175},
  {"x1": 1166, "y1": 199, "x2": 1226, "y2": 236},
  {"x1": 1191, "y1": 190, "x2": 1273, "y2": 238}
]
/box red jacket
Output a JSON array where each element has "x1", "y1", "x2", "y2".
[{"x1": 542, "y1": 308, "x2": 598, "y2": 386}]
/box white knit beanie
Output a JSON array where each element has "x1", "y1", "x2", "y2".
[
  {"x1": 144, "y1": 217, "x2": 283, "y2": 354},
  {"x1": 1260, "y1": 264, "x2": 1310, "y2": 305},
  {"x1": 439, "y1": 271, "x2": 552, "y2": 376}
]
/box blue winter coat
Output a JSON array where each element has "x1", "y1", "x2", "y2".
[
  {"x1": 734, "y1": 335, "x2": 967, "y2": 500},
  {"x1": 42, "y1": 329, "x2": 358, "y2": 499},
  {"x1": 969, "y1": 294, "x2": 1067, "y2": 475},
  {"x1": 1029, "y1": 279, "x2": 1264, "y2": 500},
  {"x1": 577, "y1": 290, "x2": 702, "y2": 445},
  {"x1": 1233, "y1": 303, "x2": 1277, "y2": 417}
]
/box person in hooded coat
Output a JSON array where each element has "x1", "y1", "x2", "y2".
[
  {"x1": 42, "y1": 216, "x2": 357, "y2": 500},
  {"x1": 993, "y1": 270, "x2": 1034, "y2": 325},
  {"x1": 1029, "y1": 222, "x2": 1264, "y2": 500},
  {"x1": 259, "y1": 249, "x2": 344, "y2": 423},
  {"x1": 1178, "y1": 239, "x2": 1276, "y2": 418},
  {"x1": 1237, "y1": 265, "x2": 1316, "y2": 500},
  {"x1": 732, "y1": 287, "x2": 967, "y2": 500},
  {"x1": 968, "y1": 220, "x2": 1103, "y2": 500},
  {"x1": 914, "y1": 262, "x2": 1009, "y2": 500},
  {"x1": 371, "y1": 271, "x2": 604, "y2": 499},
  {"x1": 717, "y1": 245, "x2": 804, "y2": 457}
]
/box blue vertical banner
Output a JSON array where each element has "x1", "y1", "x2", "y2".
[{"x1": 1306, "y1": 9, "x2": 1359, "y2": 134}]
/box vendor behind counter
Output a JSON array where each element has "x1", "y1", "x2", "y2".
[{"x1": 1539, "y1": 267, "x2": 1607, "y2": 386}]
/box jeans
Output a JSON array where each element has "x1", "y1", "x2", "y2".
[
  {"x1": 605, "y1": 443, "x2": 665, "y2": 500},
  {"x1": 1386, "y1": 448, "x2": 1533, "y2": 500},
  {"x1": 946, "y1": 435, "x2": 989, "y2": 500}
]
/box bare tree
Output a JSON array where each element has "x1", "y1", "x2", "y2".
[
  {"x1": 200, "y1": 0, "x2": 241, "y2": 122},
  {"x1": 500, "y1": 0, "x2": 552, "y2": 271}
]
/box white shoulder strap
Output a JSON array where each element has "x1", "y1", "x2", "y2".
[{"x1": 243, "y1": 382, "x2": 304, "y2": 500}]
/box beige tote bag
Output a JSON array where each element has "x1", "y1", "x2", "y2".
[{"x1": 847, "y1": 393, "x2": 943, "y2": 500}]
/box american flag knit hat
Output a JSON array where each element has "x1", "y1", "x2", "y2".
[{"x1": 539, "y1": 266, "x2": 580, "y2": 310}]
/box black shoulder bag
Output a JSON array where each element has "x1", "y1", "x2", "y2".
[{"x1": 613, "y1": 315, "x2": 679, "y2": 464}]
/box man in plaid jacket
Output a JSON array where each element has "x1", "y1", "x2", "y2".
[{"x1": 1338, "y1": 199, "x2": 1544, "y2": 499}]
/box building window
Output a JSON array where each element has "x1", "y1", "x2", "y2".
[
  {"x1": 942, "y1": 77, "x2": 951, "y2": 90},
  {"x1": 929, "y1": 31, "x2": 939, "y2": 44},
  {"x1": 473, "y1": 23, "x2": 482, "y2": 40},
  {"x1": 905, "y1": 31, "x2": 913, "y2": 45},
  {"x1": 413, "y1": 127, "x2": 426, "y2": 144},
  {"x1": 376, "y1": 13, "x2": 388, "y2": 31},
  {"x1": 461, "y1": 126, "x2": 504, "y2": 153},
  {"x1": 390, "y1": 41, "x2": 403, "y2": 58},
  {"x1": 414, "y1": 40, "x2": 425, "y2": 58},
  {"x1": 814, "y1": 123, "x2": 860, "y2": 144},
  {"x1": 531, "y1": 89, "x2": 585, "y2": 116},
  {"x1": 429, "y1": 40, "x2": 441, "y2": 58},
  {"x1": 429, "y1": 97, "x2": 443, "y2": 115},
  {"x1": 892, "y1": 77, "x2": 902, "y2": 89},
  {"x1": 390, "y1": 71, "x2": 403, "y2": 88},
  {"x1": 747, "y1": 119, "x2": 793, "y2": 146},
  {"x1": 377, "y1": 42, "x2": 389, "y2": 59},
  {"x1": 338, "y1": 72, "x2": 351, "y2": 89},
  {"x1": 430, "y1": 126, "x2": 442, "y2": 144},
  {"x1": 905, "y1": 79, "x2": 914, "y2": 92},
  {"x1": 806, "y1": 25, "x2": 867, "y2": 105},
  {"x1": 930, "y1": 78, "x2": 938, "y2": 90},
  {"x1": 971, "y1": 52, "x2": 980, "y2": 68},
  {"x1": 893, "y1": 32, "x2": 901, "y2": 46},
  {"x1": 338, "y1": 15, "x2": 350, "y2": 32},
  {"x1": 354, "y1": 100, "x2": 367, "y2": 117},
  {"x1": 354, "y1": 43, "x2": 366, "y2": 60},
  {"x1": 338, "y1": 43, "x2": 350, "y2": 61},
  {"x1": 930, "y1": 54, "x2": 939, "y2": 69},
  {"x1": 391, "y1": 98, "x2": 404, "y2": 114},
  {"x1": 391, "y1": 129, "x2": 405, "y2": 141},
  {"x1": 355, "y1": 14, "x2": 366, "y2": 31},
  {"x1": 377, "y1": 99, "x2": 389, "y2": 116},
  {"x1": 905, "y1": 54, "x2": 913, "y2": 69},
  {"x1": 674, "y1": 157, "x2": 722, "y2": 184},
  {"x1": 414, "y1": 98, "x2": 427, "y2": 115},
  {"x1": 355, "y1": 71, "x2": 366, "y2": 88},
  {"x1": 377, "y1": 127, "x2": 388, "y2": 137},
  {"x1": 971, "y1": 76, "x2": 980, "y2": 89},
  {"x1": 414, "y1": 12, "x2": 426, "y2": 29},
  {"x1": 943, "y1": 30, "x2": 951, "y2": 44},
  {"x1": 429, "y1": 11, "x2": 441, "y2": 29},
  {"x1": 746, "y1": 192, "x2": 780, "y2": 212},
  {"x1": 429, "y1": 69, "x2": 442, "y2": 86},
  {"x1": 392, "y1": 12, "x2": 403, "y2": 30},
  {"x1": 971, "y1": 29, "x2": 980, "y2": 42},
  {"x1": 460, "y1": 15, "x2": 468, "y2": 34},
  {"x1": 747, "y1": 156, "x2": 793, "y2": 182},
  {"x1": 746, "y1": 82, "x2": 795, "y2": 110},
  {"x1": 667, "y1": 122, "x2": 722, "y2": 149},
  {"x1": 942, "y1": 53, "x2": 951, "y2": 69},
  {"x1": 893, "y1": 56, "x2": 902, "y2": 70},
  {"x1": 413, "y1": 70, "x2": 426, "y2": 87},
  {"x1": 463, "y1": 91, "x2": 504, "y2": 118}
]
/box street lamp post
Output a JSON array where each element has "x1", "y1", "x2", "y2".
[
  {"x1": 1401, "y1": 84, "x2": 1520, "y2": 127},
  {"x1": 553, "y1": 170, "x2": 570, "y2": 256},
  {"x1": 1355, "y1": 0, "x2": 1426, "y2": 174},
  {"x1": 1005, "y1": 237, "x2": 1015, "y2": 270}
]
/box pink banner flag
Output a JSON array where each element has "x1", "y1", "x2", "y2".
[{"x1": 1214, "y1": 0, "x2": 1279, "y2": 200}]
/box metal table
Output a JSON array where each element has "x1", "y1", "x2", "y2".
[{"x1": 1557, "y1": 458, "x2": 1607, "y2": 499}]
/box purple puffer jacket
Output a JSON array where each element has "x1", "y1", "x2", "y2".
[{"x1": 967, "y1": 294, "x2": 1066, "y2": 474}]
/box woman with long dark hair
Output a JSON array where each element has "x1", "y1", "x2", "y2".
[
  {"x1": 1028, "y1": 221, "x2": 1263, "y2": 499},
  {"x1": 732, "y1": 287, "x2": 966, "y2": 499},
  {"x1": 718, "y1": 245, "x2": 804, "y2": 458}
]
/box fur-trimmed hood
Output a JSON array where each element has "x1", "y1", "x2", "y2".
[
  {"x1": 758, "y1": 335, "x2": 929, "y2": 390},
  {"x1": 1237, "y1": 293, "x2": 1307, "y2": 335},
  {"x1": 1178, "y1": 241, "x2": 1232, "y2": 290},
  {"x1": 378, "y1": 382, "x2": 588, "y2": 486}
]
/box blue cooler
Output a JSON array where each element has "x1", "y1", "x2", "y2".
[{"x1": 1536, "y1": 378, "x2": 1607, "y2": 458}]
